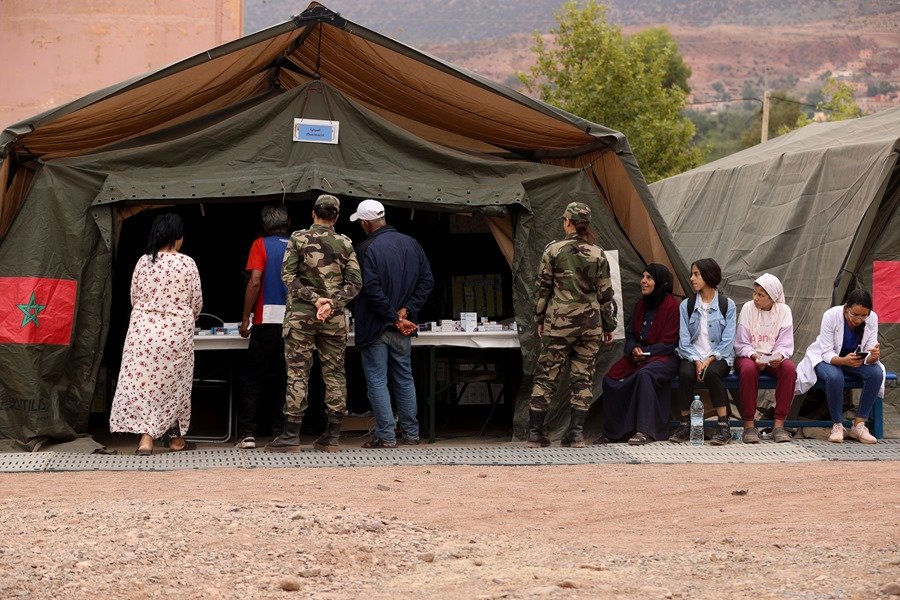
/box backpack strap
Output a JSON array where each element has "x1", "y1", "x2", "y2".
[{"x1": 687, "y1": 292, "x2": 728, "y2": 316}]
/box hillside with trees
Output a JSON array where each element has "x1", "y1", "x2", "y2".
[
  {"x1": 245, "y1": 0, "x2": 898, "y2": 43},
  {"x1": 245, "y1": 1, "x2": 899, "y2": 165}
]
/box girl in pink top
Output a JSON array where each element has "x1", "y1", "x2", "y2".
[{"x1": 733, "y1": 273, "x2": 796, "y2": 443}]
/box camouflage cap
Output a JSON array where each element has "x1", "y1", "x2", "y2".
[
  {"x1": 315, "y1": 194, "x2": 340, "y2": 209},
  {"x1": 563, "y1": 201, "x2": 591, "y2": 222}
]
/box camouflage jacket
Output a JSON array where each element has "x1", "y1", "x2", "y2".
[
  {"x1": 281, "y1": 223, "x2": 362, "y2": 320},
  {"x1": 533, "y1": 233, "x2": 617, "y2": 334}
]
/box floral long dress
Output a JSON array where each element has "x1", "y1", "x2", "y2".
[{"x1": 109, "y1": 252, "x2": 203, "y2": 438}]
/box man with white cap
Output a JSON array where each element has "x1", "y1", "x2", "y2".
[{"x1": 350, "y1": 199, "x2": 434, "y2": 448}]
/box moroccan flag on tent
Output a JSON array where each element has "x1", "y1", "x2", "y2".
[
  {"x1": 874, "y1": 261, "x2": 900, "y2": 323},
  {"x1": 0, "y1": 277, "x2": 77, "y2": 345}
]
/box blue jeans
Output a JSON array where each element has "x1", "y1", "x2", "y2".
[
  {"x1": 360, "y1": 329, "x2": 419, "y2": 442},
  {"x1": 814, "y1": 361, "x2": 882, "y2": 423}
]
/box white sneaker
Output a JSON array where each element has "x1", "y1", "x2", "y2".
[
  {"x1": 847, "y1": 423, "x2": 877, "y2": 444},
  {"x1": 828, "y1": 423, "x2": 844, "y2": 443},
  {"x1": 235, "y1": 436, "x2": 256, "y2": 449}
]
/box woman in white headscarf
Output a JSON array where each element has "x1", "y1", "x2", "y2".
[{"x1": 733, "y1": 273, "x2": 796, "y2": 443}]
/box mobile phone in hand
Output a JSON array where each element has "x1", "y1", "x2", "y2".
[{"x1": 855, "y1": 351, "x2": 869, "y2": 361}]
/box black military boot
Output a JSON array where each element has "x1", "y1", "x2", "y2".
[
  {"x1": 313, "y1": 413, "x2": 343, "y2": 453},
  {"x1": 526, "y1": 410, "x2": 551, "y2": 448},
  {"x1": 560, "y1": 408, "x2": 588, "y2": 448},
  {"x1": 265, "y1": 419, "x2": 302, "y2": 452}
]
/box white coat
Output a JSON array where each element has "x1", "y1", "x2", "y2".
[{"x1": 795, "y1": 306, "x2": 885, "y2": 397}]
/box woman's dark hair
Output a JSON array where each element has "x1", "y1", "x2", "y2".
[
  {"x1": 261, "y1": 204, "x2": 289, "y2": 234},
  {"x1": 692, "y1": 258, "x2": 722, "y2": 289},
  {"x1": 314, "y1": 203, "x2": 339, "y2": 222},
  {"x1": 146, "y1": 213, "x2": 184, "y2": 263},
  {"x1": 845, "y1": 289, "x2": 873, "y2": 311},
  {"x1": 571, "y1": 219, "x2": 597, "y2": 244}
]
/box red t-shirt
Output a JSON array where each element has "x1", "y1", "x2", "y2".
[{"x1": 246, "y1": 236, "x2": 289, "y2": 325}]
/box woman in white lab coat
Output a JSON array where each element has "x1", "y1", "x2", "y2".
[{"x1": 795, "y1": 289, "x2": 884, "y2": 444}]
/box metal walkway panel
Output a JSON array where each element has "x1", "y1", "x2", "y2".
[
  {"x1": 429, "y1": 446, "x2": 630, "y2": 466},
  {"x1": 149, "y1": 449, "x2": 249, "y2": 470},
  {"x1": 245, "y1": 448, "x2": 436, "y2": 469},
  {"x1": 1, "y1": 440, "x2": 898, "y2": 472},
  {"x1": 46, "y1": 452, "x2": 165, "y2": 472},
  {"x1": 796, "y1": 438, "x2": 900, "y2": 461},
  {"x1": 45, "y1": 449, "x2": 250, "y2": 472},
  {"x1": 620, "y1": 441, "x2": 824, "y2": 464},
  {"x1": 0, "y1": 452, "x2": 51, "y2": 472}
]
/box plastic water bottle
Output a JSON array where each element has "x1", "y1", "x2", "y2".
[{"x1": 690, "y1": 395, "x2": 704, "y2": 446}]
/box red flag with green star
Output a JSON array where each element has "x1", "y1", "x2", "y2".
[{"x1": 0, "y1": 277, "x2": 77, "y2": 345}]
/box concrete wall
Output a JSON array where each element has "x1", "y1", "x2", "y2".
[{"x1": 0, "y1": 0, "x2": 243, "y2": 128}]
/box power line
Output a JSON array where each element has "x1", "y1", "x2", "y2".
[
  {"x1": 688, "y1": 98, "x2": 761, "y2": 106},
  {"x1": 688, "y1": 97, "x2": 823, "y2": 110}
]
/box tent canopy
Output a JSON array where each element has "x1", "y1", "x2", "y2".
[
  {"x1": 1, "y1": 3, "x2": 685, "y2": 281},
  {"x1": 0, "y1": 3, "x2": 687, "y2": 447},
  {"x1": 651, "y1": 107, "x2": 900, "y2": 434}
]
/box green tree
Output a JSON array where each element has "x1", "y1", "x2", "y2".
[
  {"x1": 741, "y1": 80, "x2": 761, "y2": 110},
  {"x1": 519, "y1": 0, "x2": 704, "y2": 182},
  {"x1": 805, "y1": 87, "x2": 825, "y2": 107},
  {"x1": 633, "y1": 27, "x2": 692, "y2": 94},
  {"x1": 711, "y1": 81, "x2": 731, "y2": 102},
  {"x1": 819, "y1": 78, "x2": 865, "y2": 120},
  {"x1": 687, "y1": 108, "x2": 757, "y2": 163},
  {"x1": 867, "y1": 81, "x2": 897, "y2": 96},
  {"x1": 790, "y1": 78, "x2": 864, "y2": 132}
]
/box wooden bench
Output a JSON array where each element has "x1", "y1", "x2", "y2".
[{"x1": 673, "y1": 371, "x2": 898, "y2": 439}]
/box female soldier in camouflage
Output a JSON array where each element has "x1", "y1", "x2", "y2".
[
  {"x1": 266, "y1": 194, "x2": 362, "y2": 453},
  {"x1": 528, "y1": 201, "x2": 617, "y2": 448}
]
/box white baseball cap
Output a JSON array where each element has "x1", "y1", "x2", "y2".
[{"x1": 349, "y1": 199, "x2": 385, "y2": 222}]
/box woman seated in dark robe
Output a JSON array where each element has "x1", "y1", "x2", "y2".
[{"x1": 594, "y1": 264, "x2": 680, "y2": 445}]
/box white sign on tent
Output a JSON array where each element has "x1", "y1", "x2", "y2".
[{"x1": 292, "y1": 118, "x2": 339, "y2": 144}]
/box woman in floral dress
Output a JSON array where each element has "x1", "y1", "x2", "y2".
[{"x1": 109, "y1": 213, "x2": 203, "y2": 454}]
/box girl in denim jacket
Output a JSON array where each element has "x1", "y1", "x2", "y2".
[{"x1": 669, "y1": 258, "x2": 736, "y2": 445}]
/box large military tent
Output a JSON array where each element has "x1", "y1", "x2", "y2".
[
  {"x1": 651, "y1": 107, "x2": 900, "y2": 436},
  {"x1": 0, "y1": 3, "x2": 688, "y2": 449}
]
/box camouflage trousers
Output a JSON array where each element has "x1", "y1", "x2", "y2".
[
  {"x1": 529, "y1": 330, "x2": 601, "y2": 412},
  {"x1": 283, "y1": 318, "x2": 348, "y2": 422}
]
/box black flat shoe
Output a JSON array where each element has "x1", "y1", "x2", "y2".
[{"x1": 168, "y1": 441, "x2": 197, "y2": 452}]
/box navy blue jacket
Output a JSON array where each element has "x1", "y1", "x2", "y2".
[{"x1": 352, "y1": 225, "x2": 434, "y2": 347}]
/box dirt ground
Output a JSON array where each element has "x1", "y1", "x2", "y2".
[{"x1": 1, "y1": 462, "x2": 899, "y2": 599}]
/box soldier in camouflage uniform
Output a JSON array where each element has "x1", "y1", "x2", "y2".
[
  {"x1": 528, "y1": 201, "x2": 617, "y2": 448},
  {"x1": 266, "y1": 194, "x2": 362, "y2": 453}
]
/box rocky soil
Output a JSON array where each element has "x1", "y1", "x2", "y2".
[{"x1": 1, "y1": 463, "x2": 898, "y2": 599}]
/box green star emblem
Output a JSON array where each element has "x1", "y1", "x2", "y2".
[{"x1": 17, "y1": 291, "x2": 46, "y2": 328}]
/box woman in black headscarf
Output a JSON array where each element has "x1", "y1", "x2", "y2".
[{"x1": 595, "y1": 264, "x2": 680, "y2": 445}]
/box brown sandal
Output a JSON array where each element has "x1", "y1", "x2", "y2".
[{"x1": 628, "y1": 432, "x2": 651, "y2": 445}]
